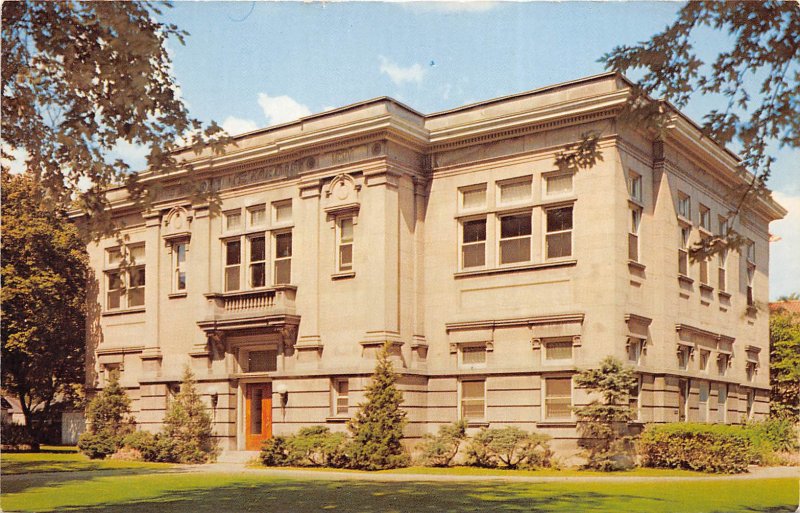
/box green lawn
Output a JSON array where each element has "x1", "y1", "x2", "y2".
[
  {"x1": 2, "y1": 471, "x2": 797, "y2": 513},
  {"x1": 0, "y1": 446, "x2": 172, "y2": 475}
]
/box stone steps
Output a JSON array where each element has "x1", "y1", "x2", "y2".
[{"x1": 217, "y1": 450, "x2": 260, "y2": 464}]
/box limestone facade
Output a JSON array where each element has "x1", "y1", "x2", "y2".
[{"x1": 84, "y1": 73, "x2": 786, "y2": 453}]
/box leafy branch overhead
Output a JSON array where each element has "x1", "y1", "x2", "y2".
[{"x1": 1, "y1": 1, "x2": 233, "y2": 238}]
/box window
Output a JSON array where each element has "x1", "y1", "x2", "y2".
[
  {"x1": 499, "y1": 177, "x2": 532, "y2": 204},
  {"x1": 745, "y1": 239, "x2": 755, "y2": 263},
  {"x1": 719, "y1": 216, "x2": 730, "y2": 238},
  {"x1": 717, "y1": 353, "x2": 730, "y2": 376},
  {"x1": 699, "y1": 257, "x2": 710, "y2": 285},
  {"x1": 746, "y1": 264, "x2": 755, "y2": 307},
  {"x1": 247, "y1": 349, "x2": 277, "y2": 372},
  {"x1": 678, "y1": 226, "x2": 690, "y2": 276},
  {"x1": 629, "y1": 172, "x2": 642, "y2": 202},
  {"x1": 544, "y1": 377, "x2": 572, "y2": 419},
  {"x1": 337, "y1": 217, "x2": 354, "y2": 272},
  {"x1": 718, "y1": 249, "x2": 728, "y2": 292},
  {"x1": 746, "y1": 389, "x2": 755, "y2": 419},
  {"x1": 746, "y1": 362, "x2": 757, "y2": 382},
  {"x1": 678, "y1": 379, "x2": 689, "y2": 421},
  {"x1": 699, "y1": 204, "x2": 711, "y2": 231},
  {"x1": 172, "y1": 242, "x2": 187, "y2": 292},
  {"x1": 249, "y1": 236, "x2": 266, "y2": 288},
  {"x1": 677, "y1": 192, "x2": 691, "y2": 219},
  {"x1": 545, "y1": 206, "x2": 573, "y2": 259},
  {"x1": 698, "y1": 381, "x2": 709, "y2": 422},
  {"x1": 105, "y1": 245, "x2": 145, "y2": 310},
  {"x1": 461, "y1": 219, "x2": 487, "y2": 268},
  {"x1": 274, "y1": 231, "x2": 292, "y2": 284},
  {"x1": 544, "y1": 340, "x2": 573, "y2": 361},
  {"x1": 273, "y1": 200, "x2": 293, "y2": 224},
  {"x1": 460, "y1": 380, "x2": 485, "y2": 421},
  {"x1": 629, "y1": 208, "x2": 641, "y2": 262},
  {"x1": 333, "y1": 379, "x2": 349, "y2": 416},
  {"x1": 677, "y1": 345, "x2": 691, "y2": 370},
  {"x1": 627, "y1": 338, "x2": 644, "y2": 364},
  {"x1": 224, "y1": 240, "x2": 241, "y2": 291},
  {"x1": 104, "y1": 364, "x2": 121, "y2": 384},
  {"x1": 248, "y1": 205, "x2": 266, "y2": 227},
  {"x1": 225, "y1": 210, "x2": 241, "y2": 232},
  {"x1": 629, "y1": 377, "x2": 642, "y2": 421},
  {"x1": 460, "y1": 345, "x2": 487, "y2": 368},
  {"x1": 545, "y1": 173, "x2": 573, "y2": 196},
  {"x1": 718, "y1": 384, "x2": 728, "y2": 423},
  {"x1": 699, "y1": 350, "x2": 710, "y2": 373},
  {"x1": 460, "y1": 185, "x2": 486, "y2": 211},
  {"x1": 499, "y1": 213, "x2": 531, "y2": 265}
]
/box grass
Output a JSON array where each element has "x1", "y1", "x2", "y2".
[
  {"x1": 2, "y1": 471, "x2": 797, "y2": 512},
  {"x1": 0, "y1": 445, "x2": 173, "y2": 475}
]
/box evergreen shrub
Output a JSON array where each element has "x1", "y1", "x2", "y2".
[
  {"x1": 638, "y1": 423, "x2": 753, "y2": 473},
  {"x1": 416, "y1": 420, "x2": 467, "y2": 467},
  {"x1": 465, "y1": 427, "x2": 553, "y2": 469}
]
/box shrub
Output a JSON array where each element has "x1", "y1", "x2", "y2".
[
  {"x1": 78, "y1": 431, "x2": 119, "y2": 460},
  {"x1": 417, "y1": 420, "x2": 467, "y2": 467},
  {"x1": 159, "y1": 368, "x2": 218, "y2": 464},
  {"x1": 122, "y1": 430, "x2": 162, "y2": 462},
  {"x1": 638, "y1": 423, "x2": 753, "y2": 473},
  {"x1": 288, "y1": 426, "x2": 350, "y2": 467},
  {"x1": 260, "y1": 436, "x2": 290, "y2": 466},
  {"x1": 0, "y1": 423, "x2": 35, "y2": 451},
  {"x1": 465, "y1": 427, "x2": 553, "y2": 469},
  {"x1": 78, "y1": 374, "x2": 134, "y2": 459},
  {"x1": 746, "y1": 418, "x2": 799, "y2": 453},
  {"x1": 347, "y1": 343, "x2": 409, "y2": 470}
]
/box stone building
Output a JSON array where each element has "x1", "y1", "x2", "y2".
[{"x1": 83, "y1": 73, "x2": 785, "y2": 454}]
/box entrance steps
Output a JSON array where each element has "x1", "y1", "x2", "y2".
[{"x1": 217, "y1": 450, "x2": 260, "y2": 464}]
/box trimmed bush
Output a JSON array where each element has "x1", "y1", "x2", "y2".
[
  {"x1": 465, "y1": 427, "x2": 553, "y2": 469},
  {"x1": 287, "y1": 426, "x2": 350, "y2": 467},
  {"x1": 0, "y1": 423, "x2": 35, "y2": 451},
  {"x1": 638, "y1": 423, "x2": 753, "y2": 473},
  {"x1": 417, "y1": 420, "x2": 467, "y2": 467},
  {"x1": 122, "y1": 430, "x2": 161, "y2": 462},
  {"x1": 260, "y1": 436, "x2": 290, "y2": 466},
  {"x1": 78, "y1": 431, "x2": 119, "y2": 460}
]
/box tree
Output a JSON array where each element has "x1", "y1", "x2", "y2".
[
  {"x1": 769, "y1": 304, "x2": 800, "y2": 421},
  {"x1": 160, "y1": 367, "x2": 218, "y2": 463},
  {"x1": 1, "y1": 170, "x2": 87, "y2": 449},
  {"x1": 601, "y1": 2, "x2": 799, "y2": 260},
  {"x1": 78, "y1": 372, "x2": 134, "y2": 459},
  {"x1": 1, "y1": 1, "x2": 230, "y2": 238},
  {"x1": 574, "y1": 356, "x2": 639, "y2": 471},
  {"x1": 347, "y1": 343, "x2": 409, "y2": 470}
]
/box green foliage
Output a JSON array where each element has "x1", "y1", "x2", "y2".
[
  {"x1": 464, "y1": 427, "x2": 553, "y2": 470},
  {"x1": 347, "y1": 343, "x2": 409, "y2": 470},
  {"x1": 1, "y1": 171, "x2": 87, "y2": 447},
  {"x1": 745, "y1": 418, "x2": 799, "y2": 455},
  {"x1": 121, "y1": 430, "x2": 161, "y2": 462},
  {"x1": 416, "y1": 420, "x2": 468, "y2": 467},
  {"x1": 78, "y1": 373, "x2": 134, "y2": 459},
  {"x1": 769, "y1": 307, "x2": 800, "y2": 421},
  {"x1": 159, "y1": 368, "x2": 218, "y2": 464},
  {"x1": 574, "y1": 357, "x2": 638, "y2": 471},
  {"x1": 1, "y1": 1, "x2": 232, "y2": 237},
  {"x1": 638, "y1": 423, "x2": 754, "y2": 474},
  {"x1": 259, "y1": 436, "x2": 290, "y2": 466},
  {"x1": 258, "y1": 428, "x2": 350, "y2": 468},
  {"x1": 0, "y1": 423, "x2": 35, "y2": 450}
]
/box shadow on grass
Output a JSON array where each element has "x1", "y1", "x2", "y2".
[
  {"x1": 1, "y1": 467, "x2": 181, "y2": 495},
  {"x1": 37, "y1": 480, "x2": 667, "y2": 513}
]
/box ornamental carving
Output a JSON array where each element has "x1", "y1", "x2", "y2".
[
  {"x1": 323, "y1": 173, "x2": 361, "y2": 216},
  {"x1": 162, "y1": 206, "x2": 192, "y2": 242}
]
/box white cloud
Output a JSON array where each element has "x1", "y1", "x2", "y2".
[
  {"x1": 257, "y1": 93, "x2": 312, "y2": 126},
  {"x1": 222, "y1": 116, "x2": 259, "y2": 135},
  {"x1": 109, "y1": 139, "x2": 149, "y2": 171},
  {"x1": 0, "y1": 145, "x2": 29, "y2": 174},
  {"x1": 401, "y1": 1, "x2": 498, "y2": 14},
  {"x1": 770, "y1": 191, "x2": 800, "y2": 299},
  {"x1": 379, "y1": 56, "x2": 427, "y2": 86}
]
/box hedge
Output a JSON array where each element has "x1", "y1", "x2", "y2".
[{"x1": 638, "y1": 423, "x2": 754, "y2": 473}]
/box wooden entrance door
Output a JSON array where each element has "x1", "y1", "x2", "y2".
[{"x1": 245, "y1": 383, "x2": 272, "y2": 450}]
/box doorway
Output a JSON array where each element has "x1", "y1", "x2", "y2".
[{"x1": 245, "y1": 383, "x2": 272, "y2": 450}]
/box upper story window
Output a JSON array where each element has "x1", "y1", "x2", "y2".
[
  {"x1": 337, "y1": 217, "x2": 354, "y2": 272},
  {"x1": 629, "y1": 172, "x2": 642, "y2": 202},
  {"x1": 273, "y1": 200, "x2": 293, "y2": 225},
  {"x1": 247, "y1": 349, "x2": 278, "y2": 372},
  {"x1": 461, "y1": 218, "x2": 487, "y2": 269},
  {"x1": 248, "y1": 205, "x2": 267, "y2": 228},
  {"x1": 545, "y1": 206, "x2": 573, "y2": 260},
  {"x1": 698, "y1": 349, "x2": 710, "y2": 372},
  {"x1": 225, "y1": 210, "x2": 242, "y2": 232},
  {"x1": 499, "y1": 213, "x2": 532, "y2": 264},
  {"x1": 274, "y1": 231, "x2": 292, "y2": 284},
  {"x1": 224, "y1": 240, "x2": 242, "y2": 291},
  {"x1": 678, "y1": 226, "x2": 690, "y2": 276},
  {"x1": 717, "y1": 353, "x2": 730, "y2": 376},
  {"x1": 544, "y1": 339, "x2": 573, "y2": 362},
  {"x1": 498, "y1": 176, "x2": 532, "y2": 205},
  {"x1": 629, "y1": 208, "x2": 642, "y2": 262},
  {"x1": 719, "y1": 216, "x2": 730, "y2": 238},
  {"x1": 544, "y1": 172, "x2": 573, "y2": 197},
  {"x1": 677, "y1": 345, "x2": 691, "y2": 370},
  {"x1": 459, "y1": 345, "x2": 487, "y2": 369},
  {"x1": 172, "y1": 242, "x2": 187, "y2": 292},
  {"x1": 745, "y1": 239, "x2": 756, "y2": 264},
  {"x1": 105, "y1": 244, "x2": 146, "y2": 310},
  {"x1": 460, "y1": 379, "x2": 486, "y2": 421},
  {"x1": 544, "y1": 377, "x2": 572, "y2": 420},
  {"x1": 677, "y1": 192, "x2": 691, "y2": 219},
  {"x1": 627, "y1": 338, "x2": 644, "y2": 364},
  {"x1": 718, "y1": 248, "x2": 728, "y2": 293},
  {"x1": 460, "y1": 184, "x2": 487, "y2": 211},
  {"x1": 249, "y1": 236, "x2": 266, "y2": 288},
  {"x1": 699, "y1": 204, "x2": 711, "y2": 231}
]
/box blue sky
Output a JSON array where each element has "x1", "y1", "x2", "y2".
[{"x1": 130, "y1": 1, "x2": 798, "y2": 298}]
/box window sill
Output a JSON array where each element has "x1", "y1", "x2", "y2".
[
  {"x1": 168, "y1": 292, "x2": 188, "y2": 299},
  {"x1": 325, "y1": 416, "x2": 350, "y2": 423},
  {"x1": 676, "y1": 215, "x2": 692, "y2": 227},
  {"x1": 102, "y1": 307, "x2": 146, "y2": 317},
  {"x1": 678, "y1": 274, "x2": 694, "y2": 285},
  {"x1": 536, "y1": 420, "x2": 577, "y2": 428},
  {"x1": 627, "y1": 198, "x2": 644, "y2": 209},
  {"x1": 718, "y1": 291, "x2": 732, "y2": 300},
  {"x1": 699, "y1": 284, "x2": 714, "y2": 293},
  {"x1": 331, "y1": 271, "x2": 356, "y2": 280},
  {"x1": 455, "y1": 260, "x2": 576, "y2": 279},
  {"x1": 627, "y1": 260, "x2": 646, "y2": 272},
  {"x1": 698, "y1": 226, "x2": 713, "y2": 238},
  {"x1": 465, "y1": 420, "x2": 489, "y2": 428}
]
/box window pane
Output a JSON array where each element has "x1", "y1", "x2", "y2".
[
  {"x1": 226, "y1": 212, "x2": 241, "y2": 231},
  {"x1": 678, "y1": 250, "x2": 688, "y2": 275},
  {"x1": 107, "y1": 289, "x2": 121, "y2": 309},
  {"x1": 129, "y1": 268, "x2": 145, "y2": 287},
  {"x1": 630, "y1": 209, "x2": 641, "y2": 233},
  {"x1": 250, "y1": 237, "x2": 265, "y2": 262},
  {"x1": 462, "y1": 381, "x2": 484, "y2": 399},
  {"x1": 461, "y1": 187, "x2": 486, "y2": 209},
  {"x1": 501, "y1": 214, "x2": 531, "y2": 238},
  {"x1": 249, "y1": 207, "x2": 266, "y2": 226},
  {"x1": 274, "y1": 201, "x2": 292, "y2": 223},
  {"x1": 176, "y1": 243, "x2": 187, "y2": 263},
  {"x1": 462, "y1": 243, "x2": 485, "y2": 268},
  {"x1": 718, "y1": 268, "x2": 726, "y2": 292},
  {"x1": 461, "y1": 347, "x2": 486, "y2": 365},
  {"x1": 128, "y1": 287, "x2": 144, "y2": 307},
  {"x1": 545, "y1": 341, "x2": 573, "y2": 360},
  {"x1": 275, "y1": 232, "x2": 292, "y2": 258},
  {"x1": 129, "y1": 245, "x2": 145, "y2": 262},
  {"x1": 274, "y1": 260, "x2": 291, "y2": 284},
  {"x1": 226, "y1": 241, "x2": 241, "y2": 265},
  {"x1": 628, "y1": 233, "x2": 639, "y2": 261},
  {"x1": 461, "y1": 381, "x2": 485, "y2": 419},
  {"x1": 250, "y1": 263, "x2": 266, "y2": 287},
  {"x1": 546, "y1": 174, "x2": 573, "y2": 195},
  {"x1": 546, "y1": 232, "x2": 571, "y2": 259},
  {"x1": 500, "y1": 238, "x2": 531, "y2": 264},
  {"x1": 248, "y1": 350, "x2": 277, "y2": 372},
  {"x1": 500, "y1": 179, "x2": 531, "y2": 203},
  {"x1": 250, "y1": 389, "x2": 262, "y2": 434},
  {"x1": 547, "y1": 377, "x2": 571, "y2": 396},
  {"x1": 108, "y1": 249, "x2": 122, "y2": 266},
  {"x1": 340, "y1": 218, "x2": 353, "y2": 241},
  {"x1": 339, "y1": 244, "x2": 353, "y2": 269},
  {"x1": 225, "y1": 266, "x2": 240, "y2": 291},
  {"x1": 700, "y1": 259, "x2": 709, "y2": 284},
  {"x1": 546, "y1": 207, "x2": 573, "y2": 232},
  {"x1": 177, "y1": 271, "x2": 186, "y2": 290},
  {"x1": 463, "y1": 219, "x2": 486, "y2": 243},
  {"x1": 545, "y1": 377, "x2": 572, "y2": 418}
]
